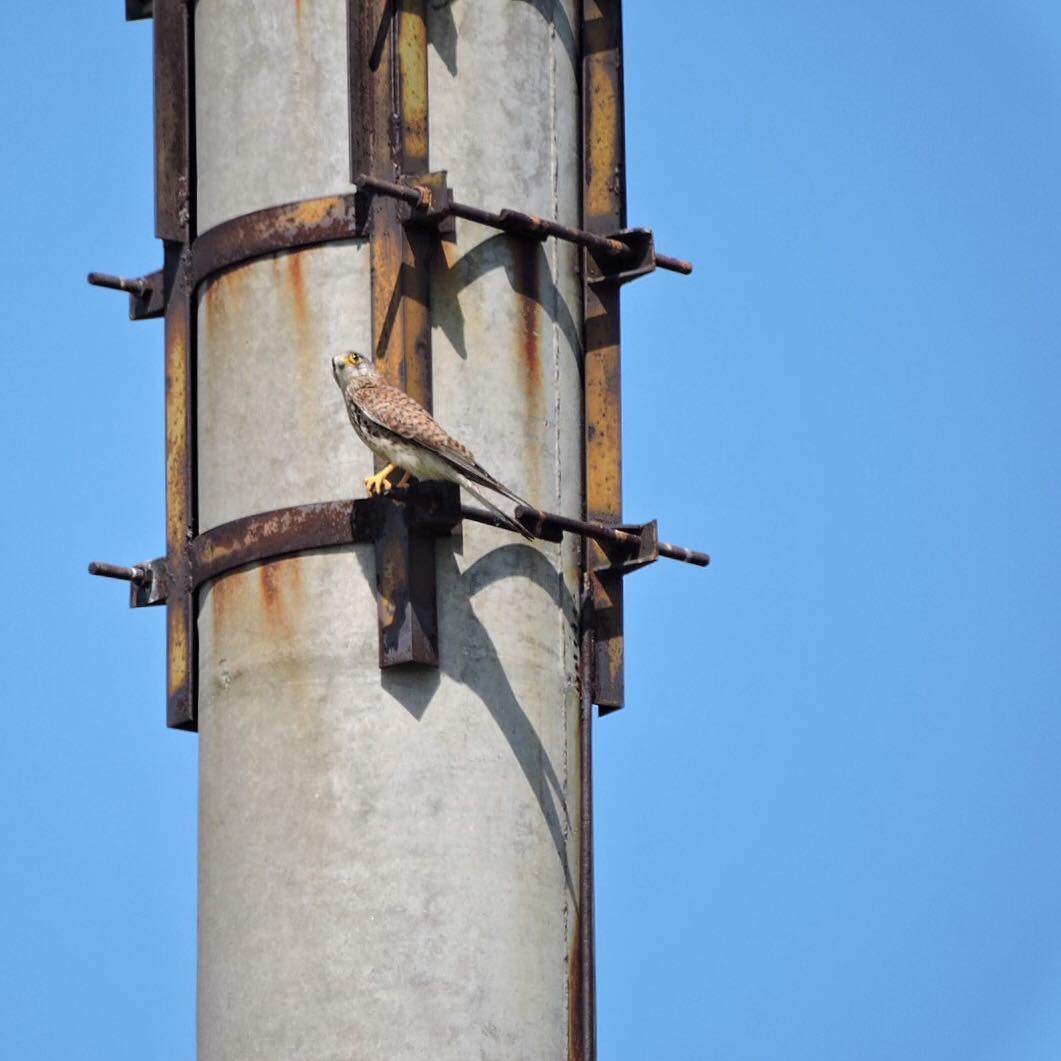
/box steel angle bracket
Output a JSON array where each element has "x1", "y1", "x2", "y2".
[
  {"x1": 585, "y1": 228, "x2": 658, "y2": 287},
  {"x1": 125, "y1": 0, "x2": 152, "y2": 21},
  {"x1": 582, "y1": 0, "x2": 629, "y2": 720},
  {"x1": 86, "y1": 270, "x2": 166, "y2": 320},
  {"x1": 355, "y1": 171, "x2": 457, "y2": 242},
  {"x1": 350, "y1": 0, "x2": 446, "y2": 670},
  {"x1": 600, "y1": 519, "x2": 661, "y2": 575}
]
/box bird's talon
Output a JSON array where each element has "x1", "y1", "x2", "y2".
[{"x1": 364, "y1": 464, "x2": 398, "y2": 497}]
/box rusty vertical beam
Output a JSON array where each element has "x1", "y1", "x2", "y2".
[
  {"x1": 164, "y1": 253, "x2": 197, "y2": 730},
  {"x1": 396, "y1": 0, "x2": 429, "y2": 174},
  {"x1": 353, "y1": 0, "x2": 438, "y2": 666},
  {"x1": 154, "y1": 0, "x2": 197, "y2": 728},
  {"x1": 154, "y1": 0, "x2": 193, "y2": 244},
  {"x1": 582, "y1": 0, "x2": 626, "y2": 712}
]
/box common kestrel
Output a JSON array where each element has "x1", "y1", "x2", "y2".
[{"x1": 332, "y1": 351, "x2": 532, "y2": 538}]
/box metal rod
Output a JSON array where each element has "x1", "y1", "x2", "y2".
[
  {"x1": 87, "y1": 561, "x2": 146, "y2": 584},
  {"x1": 654, "y1": 253, "x2": 693, "y2": 276},
  {"x1": 455, "y1": 503, "x2": 711, "y2": 567},
  {"x1": 86, "y1": 271, "x2": 150, "y2": 296},
  {"x1": 657, "y1": 540, "x2": 710, "y2": 566},
  {"x1": 354, "y1": 173, "x2": 693, "y2": 276},
  {"x1": 459, "y1": 502, "x2": 520, "y2": 533},
  {"x1": 356, "y1": 175, "x2": 424, "y2": 206},
  {"x1": 516, "y1": 505, "x2": 640, "y2": 547},
  {"x1": 455, "y1": 201, "x2": 629, "y2": 257}
]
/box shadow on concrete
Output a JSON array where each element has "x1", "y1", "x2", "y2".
[
  {"x1": 439, "y1": 542, "x2": 577, "y2": 900},
  {"x1": 432, "y1": 233, "x2": 581, "y2": 364},
  {"x1": 381, "y1": 662, "x2": 441, "y2": 721},
  {"x1": 511, "y1": 0, "x2": 578, "y2": 76},
  {"x1": 358, "y1": 535, "x2": 578, "y2": 899},
  {"x1": 428, "y1": 0, "x2": 459, "y2": 76},
  {"x1": 427, "y1": 0, "x2": 576, "y2": 77}
]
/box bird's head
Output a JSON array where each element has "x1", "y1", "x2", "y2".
[{"x1": 332, "y1": 350, "x2": 378, "y2": 388}]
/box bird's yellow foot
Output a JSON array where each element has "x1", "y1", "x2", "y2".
[
  {"x1": 394, "y1": 470, "x2": 412, "y2": 490},
  {"x1": 365, "y1": 463, "x2": 398, "y2": 496}
]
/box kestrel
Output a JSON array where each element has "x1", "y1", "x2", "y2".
[{"x1": 332, "y1": 351, "x2": 533, "y2": 538}]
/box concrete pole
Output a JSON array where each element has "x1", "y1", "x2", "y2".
[{"x1": 193, "y1": 1, "x2": 584, "y2": 1058}]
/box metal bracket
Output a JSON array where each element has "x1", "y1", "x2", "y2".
[
  {"x1": 88, "y1": 560, "x2": 167, "y2": 607},
  {"x1": 355, "y1": 173, "x2": 692, "y2": 280},
  {"x1": 87, "y1": 270, "x2": 166, "y2": 320},
  {"x1": 131, "y1": 557, "x2": 168, "y2": 606},
  {"x1": 586, "y1": 229, "x2": 658, "y2": 287},
  {"x1": 125, "y1": 0, "x2": 152, "y2": 21},
  {"x1": 600, "y1": 520, "x2": 660, "y2": 574},
  {"x1": 90, "y1": 497, "x2": 705, "y2": 606},
  {"x1": 353, "y1": 170, "x2": 457, "y2": 242}
]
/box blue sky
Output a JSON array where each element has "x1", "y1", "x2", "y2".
[{"x1": 2, "y1": 2, "x2": 1060, "y2": 1059}]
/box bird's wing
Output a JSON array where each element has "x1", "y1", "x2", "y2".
[{"x1": 355, "y1": 382, "x2": 532, "y2": 509}]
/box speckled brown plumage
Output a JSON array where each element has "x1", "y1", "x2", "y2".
[
  {"x1": 331, "y1": 351, "x2": 533, "y2": 538},
  {"x1": 353, "y1": 379, "x2": 476, "y2": 466}
]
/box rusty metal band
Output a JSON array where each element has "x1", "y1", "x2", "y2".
[
  {"x1": 90, "y1": 495, "x2": 707, "y2": 604},
  {"x1": 188, "y1": 194, "x2": 361, "y2": 290},
  {"x1": 188, "y1": 501, "x2": 703, "y2": 591},
  {"x1": 189, "y1": 501, "x2": 382, "y2": 589},
  {"x1": 582, "y1": 0, "x2": 627, "y2": 715}
]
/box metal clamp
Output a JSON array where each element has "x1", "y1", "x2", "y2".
[
  {"x1": 125, "y1": 0, "x2": 152, "y2": 21},
  {"x1": 87, "y1": 270, "x2": 166, "y2": 321},
  {"x1": 354, "y1": 173, "x2": 694, "y2": 280},
  {"x1": 90, "y1": 485, "x2": 708, "y2": 610},
  {"x1": 88, "y1": 559, "x2": 168, "y2": 608}
]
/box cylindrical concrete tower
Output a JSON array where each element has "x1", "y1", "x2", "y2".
[{"x1": 193, "y1": 2, "x2": 584, "y2": 1058}]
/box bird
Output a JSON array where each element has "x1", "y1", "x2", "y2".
[{"x1": 331, "y1": 350, "x2": 533, "y2": 539}]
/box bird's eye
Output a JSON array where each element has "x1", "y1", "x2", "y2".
[{"x1": 346, "y1": 353, "x2": 359, "y2": 365}]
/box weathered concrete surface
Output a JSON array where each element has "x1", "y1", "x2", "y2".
[
  {"x1": 195, "y1": 0, "x2": 353, "y2": 233},
  {"x1": 195, "y1": 1, "x2": 584, "y2": 1058}
]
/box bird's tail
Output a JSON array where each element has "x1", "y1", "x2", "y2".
[
  {"x1": 461, "y1": 482, "x2": 534, "y2": 541},
  {"x1": 471, "y1": 468, "x2": 533, "y2": 514}
]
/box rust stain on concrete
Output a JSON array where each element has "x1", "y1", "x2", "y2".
[
  {"x1": 257, "y1": 556, "x2": 303, "y2": 640},
  {"x1": 513, "y1": 242, "x2": 542, "y2": 397}
]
